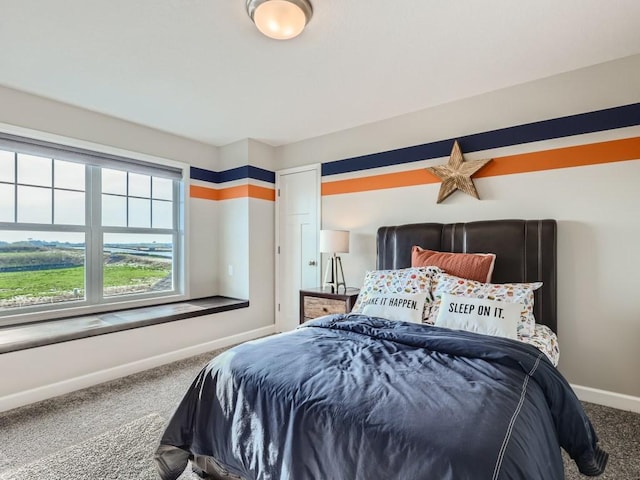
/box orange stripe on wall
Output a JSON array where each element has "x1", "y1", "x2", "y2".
[
  {"x1": 248, "y1": 185, "x2": 276, "y2": 201},
  {"x1": 322, "y1": 169, "x2": 439, "y2": 196},
  {"x1": 217, "y1": 185, "x2": 276, "y2": 201},
  {"x1": 477, "y1": 136, "x2": 640, "y2": 178},
  {"x1": 190, "y1": 184, "x2": 275, "y2": 201},
  {"x1": 217, "y1": 185, "x2": 248, "y2": 200},
  {"x1": 190, "y1": 185, "x2": 219, "y2": 200},
  {"x1": 322, "y1": 137, "x2": 640, "y2": 196}
]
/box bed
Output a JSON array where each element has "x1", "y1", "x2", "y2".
[{"x1": 156, "y1": 219, "x2": 608, "y2": 479}]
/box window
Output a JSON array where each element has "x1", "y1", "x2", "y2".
[{"x1": 0, "y1": 133, "x2": 185, "y2": 324}]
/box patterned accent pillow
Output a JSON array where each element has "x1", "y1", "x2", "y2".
[
  {"x1": 411, "y1": 246, "x2": 496, "y2": 283},
  {"x1": 352, "y1": 266, "x2": 442, "y2": 321},
  {"x1": 428, "y1": 272, "x2": 542, "y2": 337},
  {"x1": 519, "y1": 323, "x2": 560, "y2": 367}
]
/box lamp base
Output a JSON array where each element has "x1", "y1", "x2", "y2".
[{"x1": 323, "y1": 254, "x2": 346, "y2": 293}]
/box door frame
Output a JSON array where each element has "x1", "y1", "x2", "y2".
[{"x1": 275, "y1": 164, "x2": 322, "y2": 332}]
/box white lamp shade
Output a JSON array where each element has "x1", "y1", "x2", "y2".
[
  {"x1": 253, "y1": 0, "x2": 308, "y2": 40},
  {"x1": 319, "y1": 230, "x2": 349, "y2": 254}
]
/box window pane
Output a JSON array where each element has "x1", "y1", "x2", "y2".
[
  {"x1": 102, "y1": 194, "x2": 127, "y2": 227},
  {"x1": 54, "y1": 160, "x2": 85, "y2": 190},
  {"x1": 129, "y1": 173, "x2": 150, "y2": 198},
  {"x1": 17, "y1": 154, "x2": 52, "y2": 187},
  {"x1": 103, "y1": 233, "x2": 173, "y2": 297},
  {"x1": 152, "y1": 200, "x2": 173, "y2": 229},
  {"x1": 102, "y1": 168, "x2": 127, "y2": 195},
  {"x1": 0, "y1": 231, "x2": 85, "y2": 311},
  {"x1": 54, "y1": 190, "x2": 85, "y2": 225},
  {"x1": 152, "y1": 177, "x2": 172, "y2": 200},
  {"x1": 17, "y1": 185, "x2": 52, "y2": 224},
  {"x1": 0, "y1": 150, "x2": 15, "y2": 183},
  {"x1": 128, "y1": 197, "x2": 150, "y2": 228},
  {"x1": 0, "y1": 184, "x2": 15, "y2": 222}
]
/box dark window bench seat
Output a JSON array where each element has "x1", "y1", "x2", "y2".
[{"x1": 0, "y1": 297, "x2": 248, "y2": 355}]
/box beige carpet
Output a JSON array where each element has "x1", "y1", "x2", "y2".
[{"x1": 0, "y1": 414, "x2": 166, "y2": 480}]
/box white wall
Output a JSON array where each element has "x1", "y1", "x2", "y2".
[
  {"x1": 0, "y1": 85, "x2": 217, "y2": 170},
  {"x1": 276, "y1": 55, "x2": 640, "y2": 169},
  {"x1": 249, "y1": 198, "x2": 275, "y2": 315},
  {"x1": 277, "y1": 55, "x2": 640, "y2": 399},
  {"x1": 217, "y1": 198, "x2": 250, "y2": 299},
  {"x1": 189, "y1": 194, "x2": 219, "y2": 298},
  {"x1": 216, "y1": 139, "x2": 277, "y2": 301}
]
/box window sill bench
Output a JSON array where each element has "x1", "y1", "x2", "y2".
[{"x1": 0, "y1": 296, "x2": 249, "y2": 355}]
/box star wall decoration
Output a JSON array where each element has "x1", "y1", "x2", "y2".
[{"x1": 426, "y1": 140, "x2": 492, "y2": 203}]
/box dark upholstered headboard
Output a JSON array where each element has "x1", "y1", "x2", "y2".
[{"x1": 376, "y1": 219, "x2": 557, "y2": 332}]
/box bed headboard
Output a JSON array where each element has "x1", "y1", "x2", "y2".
[{"x1": 376, "y1": 219, "x2": 557, "y2": 332}]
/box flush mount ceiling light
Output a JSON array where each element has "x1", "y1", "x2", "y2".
[{"x1": 246, "y1": 0, "x2": 313, "y2": 40}]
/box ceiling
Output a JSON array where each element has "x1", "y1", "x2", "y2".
[{"x1": 1, "y1": 0, "x2": 639, "y2": 147}]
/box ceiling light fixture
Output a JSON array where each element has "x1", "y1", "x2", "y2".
[{"x1": 246, "y1": 0, "x2": 313, "y2": 40}]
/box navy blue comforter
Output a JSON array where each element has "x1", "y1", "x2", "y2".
[{"x1": 158, "y1": 315, "x2": 607, "y2": 479}]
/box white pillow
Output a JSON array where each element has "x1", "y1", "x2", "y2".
[
  {"x1": 435, "y1": 293, "x2": 521, "y2": 339},
  {"x1": 429, "y1": 272, "x2": 542, "y2": 337},
  {"x1": 361, "y1": 292, "x2": 428, "y2": 324},
  {"x1": 351, "y1": 266, "x2": 442, "y2": 321}
]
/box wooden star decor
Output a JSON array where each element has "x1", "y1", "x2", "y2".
[{"x1": 426, "y1": 140, "x2": 492, "y2": 203}]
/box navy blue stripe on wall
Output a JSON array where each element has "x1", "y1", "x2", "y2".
[
  {"x1": 190, "y1": 165, "x2": 275, "y2": 184},
  {"x1": 191, "y1": 166, "x2": 219, "y2": 183},
  {"x1": 219, "y1": 166, "x2": 276, "y2": 184},
  {"x1": 322, "y1": 103, "x2": 640, "y2": 176}
]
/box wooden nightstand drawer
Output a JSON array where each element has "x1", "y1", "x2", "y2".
[
  {"x1": 299, "y1": 287, "x2": 360, "y2": 324},
  {"x1": 304, "y1": 296, "x2": 347, "y2": 318}
]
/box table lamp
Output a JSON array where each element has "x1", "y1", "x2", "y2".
[{"x1": 319, "y1": 229, "x2": 349, "y2": 292}]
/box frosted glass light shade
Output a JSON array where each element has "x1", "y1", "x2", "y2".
[
  {"x1": 320, "y1": 230, "x2": 349, "y2": 254},
  {"x1": 247, "y1": 0, "x2": 312, "y2": 40}
]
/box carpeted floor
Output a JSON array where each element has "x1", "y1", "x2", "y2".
[
  {"x1": 0, "y1": 345, "x2": 638, "y2": 479},
  {"x1": 0, "y1": 348, "x2": 223, "y2": 480},
  {"x1": 0, "y1": 413, "x2": 172, "y2": 480}
]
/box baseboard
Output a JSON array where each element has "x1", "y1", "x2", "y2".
[
  {"x1": 0, "y1": 324, "x2": 275, "y2": 413},
  {"x1": 571, "y1": 384, "x2": 640, "y2": 414}
]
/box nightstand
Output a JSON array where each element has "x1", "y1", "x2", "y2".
[{"x1": 299, "y1": 287, "x2": 360, "y2": 324}]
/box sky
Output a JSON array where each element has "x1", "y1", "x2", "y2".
[{"x1": 1, "y1": 152, "x2": 175, "y2": 245}]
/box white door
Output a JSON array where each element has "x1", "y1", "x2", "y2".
[{"x1": 275, "y1": 165, "x2": 320, "y2": 332}]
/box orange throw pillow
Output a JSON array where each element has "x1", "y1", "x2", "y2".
[{"x1": 411, "y1": 246, "x2": 496, "y2": 283}]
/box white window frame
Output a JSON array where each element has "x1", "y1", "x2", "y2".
[{"x1": 0, "y1": 124, "x2": 189, "y2": 327}]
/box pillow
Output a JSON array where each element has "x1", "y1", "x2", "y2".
[
  {"x1": 362, "y1": 292, "x2": 429, "y2": 324},
  {"x1": 411, "y1": 246, "x2": 496, "y2": 283},
  {"x1": 351, "y1": 266, "x2": 442, "y2": 321},
  {"x1": 520, "y1": 323, "x2": 560, "y2": 366},
  {"x1": 435, "y1": 293, "x2": 521, "y2": 339},
  {"x1": 427, "y1": 272, "x2": 542, "y2": 337}
]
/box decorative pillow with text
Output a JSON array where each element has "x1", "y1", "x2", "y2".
[
  {"x1": 352, "y1": 266, "x2": 442, "y2": 321},
  {"x1": 435, "y1": 293, "x2": 521, "y2": 339},
  {"x1": 361, "y1": 292, "x2": 429, "y2": 324},
  {"x1": 428, "y1": 272, "x2": 542, "y2": 337}
]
